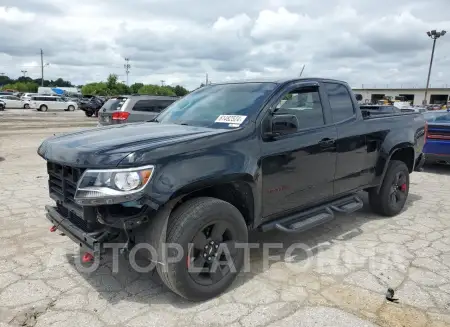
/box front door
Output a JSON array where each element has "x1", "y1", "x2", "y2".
[
  {"x1": 261, "y1": 83, "x2": 338, "y2": 218},
  {"x1": 55, "y1": 98, "x2": 66, "y2": 110}
]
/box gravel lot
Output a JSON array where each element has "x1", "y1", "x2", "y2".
[{"x1": 1, "y1": 110, "x2": 450, "y2": 327}]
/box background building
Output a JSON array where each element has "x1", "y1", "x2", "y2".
[{"x1": 352, "y1": 87, "x2": 450, "y2": 105}]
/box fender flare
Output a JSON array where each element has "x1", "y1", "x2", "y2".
[{"x1": 376, "y1": 145, "x2": 415, "y2": 193}]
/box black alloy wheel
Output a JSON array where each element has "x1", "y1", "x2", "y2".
[
  {"x1": 187, "y1": 221, "x2": 238, "y2": 286},
  {"x1": 389, "y1": 171, "x2": 408, "y2": 206}
]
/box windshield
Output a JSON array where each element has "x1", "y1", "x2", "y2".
[
  {"x1": 156, "y1": 82, "x2": 278, "y2": 128},
  {"x1": 424, "y1": 111, "x2": 450, "y2": 123}
]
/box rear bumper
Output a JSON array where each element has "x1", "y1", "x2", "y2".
[
  {"x1": 424, "y1": 153, "x2": 450, "y2": 164},
  {"x1": 45, "y1": 205, "x2": 114, "y2": 254}
]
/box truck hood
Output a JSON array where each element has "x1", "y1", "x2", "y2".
[{"x1": 37, "y1": 122, "x2": 227, "y2": 167}]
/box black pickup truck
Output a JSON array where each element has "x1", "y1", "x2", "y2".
[{"x1": 37, "y1": 78, "x2": 425, "y2": 301}]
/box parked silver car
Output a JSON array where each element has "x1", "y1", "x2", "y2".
[{"x1": 97, "y1": 95, "x2": 178, "y2": 126}]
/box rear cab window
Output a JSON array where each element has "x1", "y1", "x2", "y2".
[{"x1": 324, "y1": 83, "x2": 355, "y2": 122}]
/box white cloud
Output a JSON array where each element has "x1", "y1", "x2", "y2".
[
  {"x1": 1, "y1": 0, "x2": 450, "y2": 90},
  {"x1": 0, "y1": 6, "x2": 35, "y2": 23}
]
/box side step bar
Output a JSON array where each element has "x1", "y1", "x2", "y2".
[{"x1": 260, "y1": 195, "x2": 363, "y2": 233}]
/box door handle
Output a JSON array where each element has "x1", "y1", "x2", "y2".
[{"x1": 319, "y1": 138, "x2": 336, "y2": 147}]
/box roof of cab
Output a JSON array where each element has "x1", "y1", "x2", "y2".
[{"x1": 209, "y1": 77, "x2": 348, "y2": 86}]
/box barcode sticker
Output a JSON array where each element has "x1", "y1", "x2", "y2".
[{"x1": 215, "y1": 115, "x2": 247, "y2": 125}]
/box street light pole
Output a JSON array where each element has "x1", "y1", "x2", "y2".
[{"x1": 424, "y1": 29, "x2": 446, "y2": 105}]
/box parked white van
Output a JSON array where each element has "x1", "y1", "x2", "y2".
[{"x1": 30, "y1": 95, "x2": 78, "y2": 112}]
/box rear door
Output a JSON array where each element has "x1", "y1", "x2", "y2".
[
  {"x1": 322, "y1": 82, "x2": 370, "y2": 194},
  {"x1": 128, "y1": 99, "x2": 176, "y2": 122}
]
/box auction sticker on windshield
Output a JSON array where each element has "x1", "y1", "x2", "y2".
[{"x1": 215, "y1": 115, "x2": 247, "y2": 125}]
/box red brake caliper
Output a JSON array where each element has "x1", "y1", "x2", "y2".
[{"x1": 400, "y1": 183, "x2": 407, "y2": 192}]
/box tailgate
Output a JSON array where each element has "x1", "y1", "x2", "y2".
[
  {"x1": 425, "y1": 123, "x2": 450, "y2": 155},
  {"x1": 98, "y1": 97, "x2": 129, "y2": 125}
]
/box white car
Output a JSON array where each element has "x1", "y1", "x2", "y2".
[
  {"x1": 21, "y1": 93, "x2": 37, "y2": 101},
  {"x1": 0, "y1": 95, "x2": 26, "y2": 108},
  {"x1": 30, "y1": 95, "x2": 78, "y2": 112}
]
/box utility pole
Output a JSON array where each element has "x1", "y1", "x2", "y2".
[
  {"x1": 424, "y1": 30, "x2": 446, "y2": 104},
  {"x1": 21, "y1": 70, "x2": 27, "y2": 77},
  {"x1": 160, "y1": 80, "x2": 165, "y2": 87},
  {"x1": 40, "y1": 49, "x2": 44, "y2": 86},
  {"x1": 205, "y1": 73, "x2": 209, "y2": 85},
  {"x1": 124, "y1": 58, "x2": 130, "y2": 86}
]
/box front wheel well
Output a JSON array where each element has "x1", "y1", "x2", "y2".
[
  {"x1": 172, "y1": 182, "x2": 254, "y2": 228},
  {"x1": 390, "y1": 147, "x2": 415, "y2": 173}
]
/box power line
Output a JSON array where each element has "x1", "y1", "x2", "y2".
[{"x1": 124, "y1": 58, "x2": 130, "y2": 86}]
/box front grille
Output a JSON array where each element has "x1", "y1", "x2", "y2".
[{"x1": 47, "y1": 162, "x2": 97, "y2": 231}]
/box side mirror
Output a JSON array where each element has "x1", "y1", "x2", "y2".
[{"x1": 267, "y1": 113, "x2": 298, "y2": 137}]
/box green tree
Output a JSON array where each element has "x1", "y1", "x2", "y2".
[
  {"x1": 1, "y1": 81, "x2": 38, "y2": 92},
  {"x1": 106, "y1": 74, "x2": 118, "y2": 91},
  {"x1": 114, "y1": 83, "x2": 130, "y2": 96},
  {"x1": 130, "y1": 82, "x2": 144, "y2": 94},
  {"x1": 81, "y1": 82, "x2": 109, "y2": 95},
  {"x1": 172, "y1": 85, "x2": 189, "y2": 96},
  {"x1": 138, "y1": 84, "x2": 176, "y2": 96}
]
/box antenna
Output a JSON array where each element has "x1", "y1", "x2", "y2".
[{"x1": 299, "y1": 65, "x2": 305, "y2": 77}]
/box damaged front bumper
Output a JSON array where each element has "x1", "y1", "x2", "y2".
[{"x1": 45, "y1": 205, "x2": 116, "y2": 254}]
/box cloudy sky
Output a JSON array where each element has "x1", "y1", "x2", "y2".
[{"x1": 1, "y1": 0, "x2": 450, "y2": 90}]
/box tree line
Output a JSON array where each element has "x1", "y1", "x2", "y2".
[
  {"x1": 81, "y1": 74, "x2": 189, "y2": 97},
  {"x1": 0, "y1": 75, "x2": 73, "y2": 93},
  {"x1": 0, "y1": 74, "x2": 190, "y2": 97}
]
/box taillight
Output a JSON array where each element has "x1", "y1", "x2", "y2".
[
  {"x1": 112, "y1": 111, "x2": 130, "y2": 121},
  {"x1": 424, "y1": 122, "x2": 428, "y2": 143}
]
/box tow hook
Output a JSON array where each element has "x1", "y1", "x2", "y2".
[{"x1": 81, "y1": 252, "x2": 94, "y2": 263}]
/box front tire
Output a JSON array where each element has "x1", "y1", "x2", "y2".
[
  {"x1": 157, "y1": 197, "x2": 248, "y2": 301},
  {"x1": 68, "y1": 105, "x2": 75, "y2": 111},
  {"x1": 40, "y1": 105, "x2": 48, "y2": 112},
  {"x1": 369, "y1": 160, "x2": 410, "y2": 216},
  {"x1": 85, "y1": 111, "x2": 93, "y2": 117},
  {"x1": 24, "y1": 103, "x2": 30, "y2": 109}
]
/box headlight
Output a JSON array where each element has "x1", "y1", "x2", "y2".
[{"x1": 74, "y1": 165, "x2": 154, "y2": 205}]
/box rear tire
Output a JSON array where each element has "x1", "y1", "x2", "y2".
[
  {"x1": 369, "y1": 160, "x2": 410, "y2": 216},
  {"x1": 85, "y1": 111, "x2": 93, "y2": 117},
  {"x1": 40, "y1": 105, "x2": 48, "y2": 112},
  {"x1": 157, "y1": 197, "x2": 248, "y2": 301},
  {"x1": 68, "y1": 105, "x2": 75, "y2": 111}
]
